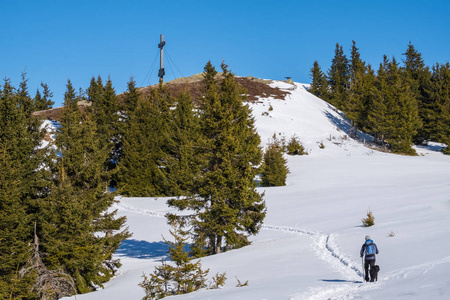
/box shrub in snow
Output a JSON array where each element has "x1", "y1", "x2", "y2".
[
  {"x1": 286, "y1": 135, "x2": 307, "y2": 155},
  {"x1": 139, "y1": 221, "x2": 226, "y2": 299},
  {"x1": 362, "y1": 211, "x2": 375, "y2": 227},
  {"x1": 261, "y1": 136, "x2": 289, "y2": 186},
  {"x1": 235, "y1": 276, "x2": 249, "y2": 287}
]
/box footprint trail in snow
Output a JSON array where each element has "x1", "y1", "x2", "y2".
[{"x1": 114, "y1": 202, "x2": 379, "y2": 299}]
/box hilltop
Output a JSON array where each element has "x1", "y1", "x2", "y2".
[{"x1": 33, "y1": 75, "x2": 290, "y2": 122}]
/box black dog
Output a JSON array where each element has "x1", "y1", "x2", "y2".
[{"x1": 370, "y1": 265, "x2": 380, "y2": 282}]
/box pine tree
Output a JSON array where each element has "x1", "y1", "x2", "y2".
[
  {"x1": 117, "y1": 86, "x2": 174, "y2": 196},
  {"x1": 367, "y1": 56, "x2": 390, "y2": 144},
  {"x1": 166, "y1": 91, "x2": 201, "y2": 195},
  {"x1": 371, "y1": 57, "x2": 420, "y2": 154},
  {"x1": 261, "y1": 136, "x2": 289, "y2": 186},
  {"x1": 38, "y1": 80, "x2": 130, "y2": 294},
  {"x1": 122, "y1": 77, "x2": 140, "y2": 115},
  {"x1": 429, "y1": 63, "x2": 450, "y2": 154},
  {"x1": 0, "y1": 78, "x2": 38, "y2": 299},
  {"x1": 169, "y1": 62, "x2": 266, "y2": 256},
  {"x1": 402, "y1": 42, "x2": 430, "y2": 143},
  {"x1": 346, "y1": 41, "x2": 367, "y2": 138},
  {"x1": 328, "y1": 43, "x2": 350, "y2": 109},
  {"x1": 309, "y1": 61, "x2": 329, "y2": 100},
  {"x1": 34, "y1": 83, "x2": 55, "y2": 111},
  {"x1": 139, "y1": 221, "x2": 216, "y2": 300},
  {"x1": 16, "y1": 72, "x2": 35, "y2": 116},
  {"x1": 88, "y1": 76, "x2": 120, "y2": 176}
]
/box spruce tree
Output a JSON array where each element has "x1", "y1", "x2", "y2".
[
  {"x1": 169, "y1": 62, "x2": 266, "y2": 256},
  {"x1": 309, "y1": 60, "x2": 329, "y2": 100},
  {"x1": 371, "y1": 57, "x2": 420, "y2": 154},
  {"x1": 402, "y1": 42, "x2": 430, "y2": 143},
  {"x1": 360, "y1": 64, "x2": 378, "y2": 133},
  {"x1": 367, "y1": 57, "x2": 389, "y2": 144},
  {"x1": 429, "y1": 63, "x2": 450, "y2": 154},
  {"x1": 166, "y1": 91, "x2": 201, "y2": 195},
  {"x1": 122, "y1": 77, "x2": 140, "y2": 115},
  {"x1": 0, "y1": 78, "x2": 38, "y2": 298},
  {"x1": 346, "y1": 41, "x2": 367, "y2": 138},
  {"x1": 139, "y1": 221, "x2": 217, "y2": 300},
  {"x1": 34, "y1": 83, "x2": 55, "y2": 111},
  {"x1": 328, "y1": 43, "x2": 350, "y2": 109},
  {"x1": 117, "y1": 86, "x2": 174, "y2": 196},
  {"x1": 261, "y1": 136, "x2": 289, "y2": 186},
  {"x1": 88, "y1": 76, "x2": 120, "y2": 176},
  {"x1": 38, "y1": 80, "x2": 130, "y2": 294},
  {"x1": 16, "y1": 72, "x2": 35, "y2": 116}
]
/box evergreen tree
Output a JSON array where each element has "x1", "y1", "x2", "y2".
[
  {"x1": 34, "y1": 83, "x2": 55, "y2": 111},
  {"x1": 139, "y1": 221, "x2": 219, "y2": 300},
  {"x1": 16, "y1": 72, "x2": 35, "y2": 116},
  {"x1": 117, "y1": 86, "x2": 174, "y2": 196},
  {"x1": 261, "y1": 136, "x2": 289, "y2": 186},
  {"x1": 402, "y1": 42, "x2": 430, "y2": 143},
  {"x1": 346, "y1": 41, "x2": 367, "y2": 138},
  {"x1": 328, "y1": 43, "x2": 350, "y2": 109},
  {"x1": 371, "y1": 57, "x2": 420, "y2": 154},
  {"x1": 115, "y1": 77, "x2": 141, "y2": 169},
  {"x1": 367, "y1": 56, "x2": 390, "y2": 144},
  {"x1": 360, "y1": 64, "x2": 378, "y2": 133},
  {"x1": 309, "y1": 60, "x2": 329, "y2": 100},
  {"x1": 38, "y1": 80, "x2": 130, "y2": 294},
  {"x1": 166, "y1": 91, "x2": 201, "y2": 195},
  {"x1": 88, "y1": 76, "x2": 120, "y2": 176},
  {"x1": 0, "y1": 78, "x2": 38, "y2": 298},
  {"x1": 122, "y1": 77, "x2": 140, "y2": 115},
  {"x1": 169, "y1": 62, "x2": 266, "y2": 256},
  {"x1": 429, "y1": 63, "x2": 450, "y2": 154}
]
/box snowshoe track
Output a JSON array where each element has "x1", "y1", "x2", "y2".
[
  {"x1": 113, "y1": 202, "x2": 166, "y2": 218},
  {"x1": 262, "y1": 225, "x2": 363, "y2": 278},
  {"x1": 115, "y1": 202, "x2": 373, "y2": 299}
]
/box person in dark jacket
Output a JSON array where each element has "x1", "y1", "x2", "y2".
[{"x1": 360, "y1": 235, "x2": 379, "y2": 282}]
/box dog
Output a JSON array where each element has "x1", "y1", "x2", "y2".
[{"x1": 369, "y1": 265, "x2": 380, "y2": 282}]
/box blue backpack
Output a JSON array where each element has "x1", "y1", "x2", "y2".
[{"x1": 365, "y1": 240, "x2": 375, "y2": 256}]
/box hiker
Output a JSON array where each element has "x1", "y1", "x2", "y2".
[{"x1": 360, "y1": 235, "x2": 379, "y2": 282}]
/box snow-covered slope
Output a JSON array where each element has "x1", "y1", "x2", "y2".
[{"x1": 63, "y1": 81, "x2": 450, "y2": 300}]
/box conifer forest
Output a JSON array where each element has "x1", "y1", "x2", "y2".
[
  {"x1": 309, "y1": 42, "x2": 450, "y2": 155},
  {"x1": 1, "y1": 42, "x2": 449, "y2": 299}
]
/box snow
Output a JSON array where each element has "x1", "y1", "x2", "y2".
[{"x1": 63, "y1": 81, "x2": 450, "y2": 300}]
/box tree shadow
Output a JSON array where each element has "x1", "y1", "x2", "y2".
[
  {"x1": 323, "y1": 109, "x2": 374, "y2": 143},
  {"x1": 320, "y1": 279, "x2": 363, "y2": 283},
  {"x1": 324, "y1": 109, "x2": 352, "y2": 136},
  {"x1": 415, "y1": 143, "x2": 444, "y2": 152},
  {"x1": 116, "y1": 239, "x2": 168, "y2": 259}
]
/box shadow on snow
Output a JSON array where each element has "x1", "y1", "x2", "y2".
[
  {"x1": 320, "y1": 279, "x2": 363, "y2": 284},
  {"x1": 116, "y1": 239, "x2": 168, "y2": 259}
]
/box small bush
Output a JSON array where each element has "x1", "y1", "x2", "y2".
[
  {"x1": 362, "y1": 211, "x2": 375, "y2": 227},
  {"x1": 387, "y1": 231, "x2": 395, "y2": 237},
  {"x1": 235, "y1": 276, "x2": 248, "y2": 287},
  {"x1": 286, "y1": 136, "x2": 307, "y2": 155},
  {"x1": 319, "y1": 142, "x2": 325, "y2": 149},
  {"x1": 210, "y1": 272, "x2": 227, "y2": 289},
  {"x1": 261, "y1": 136, "x2": 289, "y2": 187},
  {"x1": 139, "y1": 222, "x2": 226, "y2": 299}
]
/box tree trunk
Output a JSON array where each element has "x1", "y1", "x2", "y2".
[{"x1": 216, "y1": 235, "x2": 222, "y2": 254}]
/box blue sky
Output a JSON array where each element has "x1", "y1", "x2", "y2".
[{"x1": 1, "y1": 0, "x2": 449, "y2": 107}]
